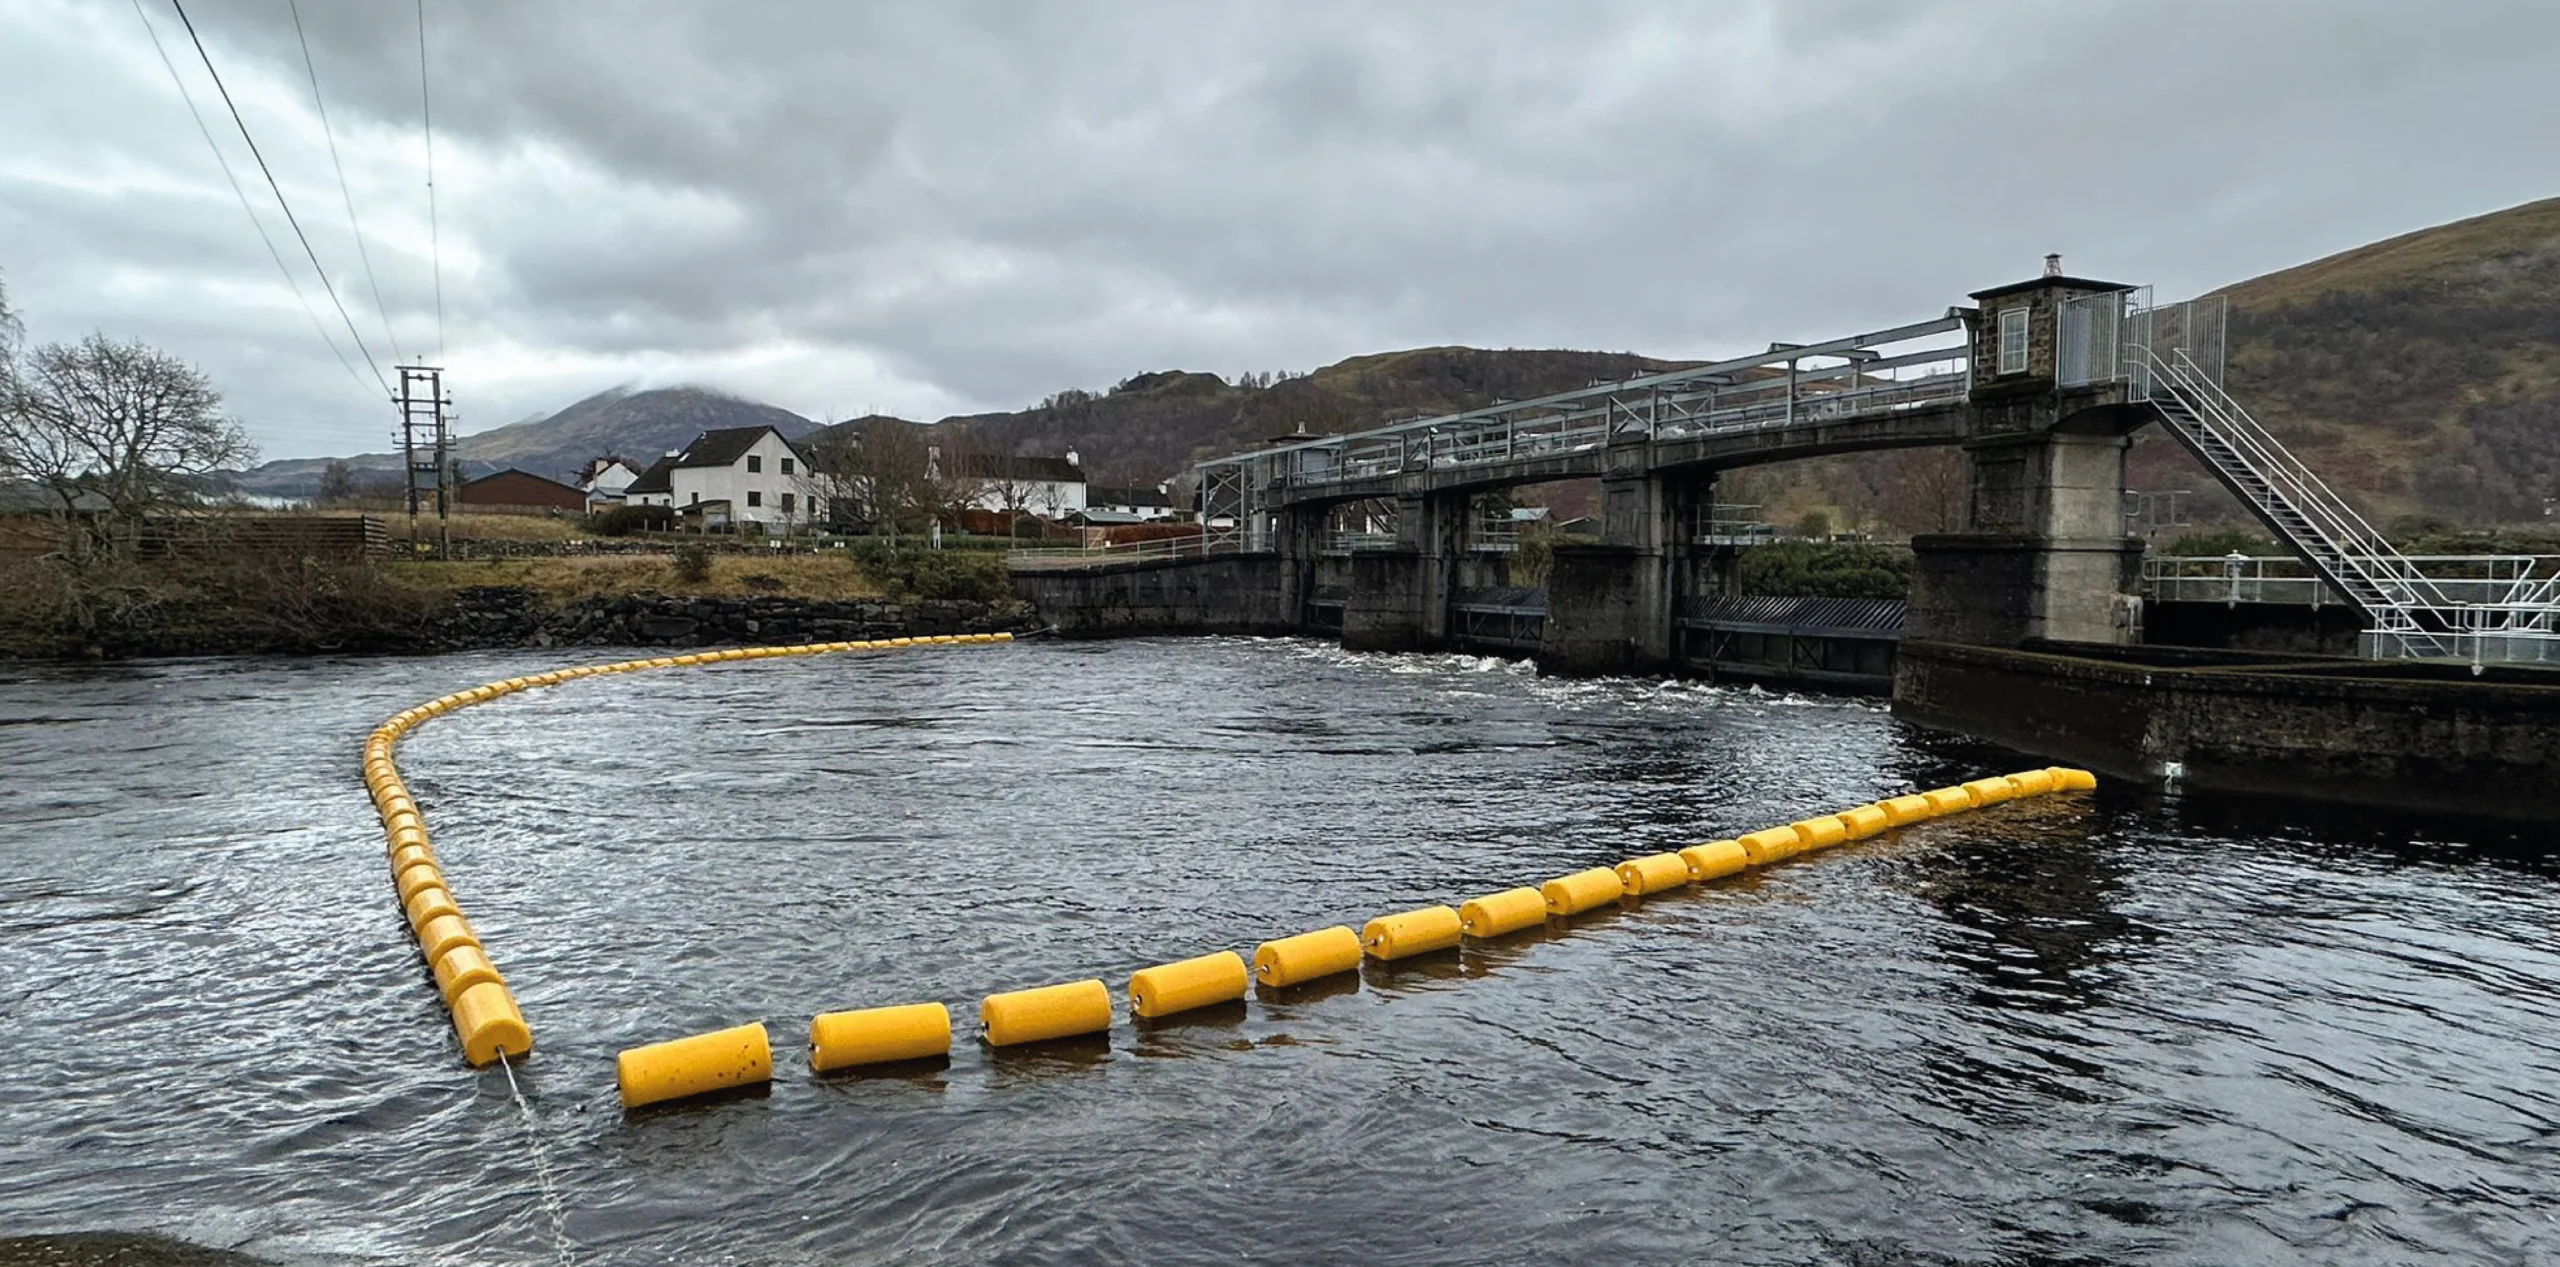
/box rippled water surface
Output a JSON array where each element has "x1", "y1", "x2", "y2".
[{"x1": 2, "y1": 637, "x2": 2556, "y2": 1265}]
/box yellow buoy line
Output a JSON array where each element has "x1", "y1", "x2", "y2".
[
  {"x1": 361, "y1": 634, "x2": 1018, "y2": 1070},
  {"x1": 364, "y1": 638, "x2": 2091, "y2": 1107},
  {"x1": 612, "y1": 765, "x2": 2099, "y2": 1109}
]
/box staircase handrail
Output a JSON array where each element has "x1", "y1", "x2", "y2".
[{"x1": 2142, "y1": 348, "x2": 2461, "y2": 615}]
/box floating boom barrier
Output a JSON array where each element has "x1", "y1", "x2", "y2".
[
  {"x1": 362, "y1": 641, "x2": 2092, "y2": 1106},
  {"x1": 361, "y1": 635, "x2": 1017, "y2": 1070}
]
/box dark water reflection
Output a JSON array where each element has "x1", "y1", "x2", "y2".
[{"x1": 1, "y1": 637, "x2": 2555, "y2": 1265}]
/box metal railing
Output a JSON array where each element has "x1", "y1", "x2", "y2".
[
  {"x1": 1005, "y1": 532, "x2": 1233, "y2": 569},
  {"x1": 2141, "y1": 555, "x2": 2560, "y2": 609}
]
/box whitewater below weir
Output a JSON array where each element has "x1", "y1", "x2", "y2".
[{"x1": 1, "y1": 637, "x2": 2554, "y2": 1264}]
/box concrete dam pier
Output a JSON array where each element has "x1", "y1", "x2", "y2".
[{"x1": 1013, "y1": 266, "x2": 2560, "y2": 821}]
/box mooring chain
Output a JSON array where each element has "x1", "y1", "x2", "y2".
[{"x1": 497, "y1": 1053, "x2": 576, "y2": 1267}]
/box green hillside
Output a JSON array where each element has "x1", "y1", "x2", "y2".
[{"x1": 2130, "y1": 195, "x2": 2560, "y2": 527}]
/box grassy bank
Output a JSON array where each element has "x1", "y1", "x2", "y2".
[{"x1": 384, "y1": 553, "x2": 886, "y2": 602}]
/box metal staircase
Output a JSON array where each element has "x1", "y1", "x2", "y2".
[{"x1": 2135, "y1": 346, "x2": 2461, "y2": 658}]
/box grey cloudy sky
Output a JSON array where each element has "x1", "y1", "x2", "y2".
[{"x1": 2, "y1": 0, "x2": 2555, "y2": 461}]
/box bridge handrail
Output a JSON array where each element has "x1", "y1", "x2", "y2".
[{"x1": 1005, "y1": 532, "x2": 1231, "y2": 569}]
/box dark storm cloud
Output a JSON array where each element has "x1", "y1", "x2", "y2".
[{"x1": 3, "y1": 0, "x2": 2556, "y2": 458}]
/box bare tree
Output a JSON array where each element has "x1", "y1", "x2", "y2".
[
  {"x1": 2, "y1": 333, "x2": 254, "y2": 558},
  {"x1": 317, "y1": 459, "x2": 357, "y2": 507}
]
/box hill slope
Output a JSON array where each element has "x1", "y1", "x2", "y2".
[{"x1": 2131, "y1": 195, "x2": 2560, "y2": 526}]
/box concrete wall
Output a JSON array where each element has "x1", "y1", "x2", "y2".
[
  {"x1": 2144, "y1": 600, "x2": 2362, "y2": 657},
  {"x1": 1894, "y1": 638, "x2": 2560, "y2": 820},
  {"x1": 1009, "y1": 554, "x2": 1293, "y2": 637}
]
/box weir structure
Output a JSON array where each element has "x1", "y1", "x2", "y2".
[
  {"x1": 1159, "y1": 264, "x2": 2560, "y2": 671},
  {"x1": 1012, "y1": 263, "x2": 2560, "y2": 816}
]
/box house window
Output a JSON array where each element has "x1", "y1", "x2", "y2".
[
  {"x1": 747, "y1": 491, "x2": 763, "y2": 508},
  {"x1": 689, "y1": 492, "x2": 699, "y2": 505},
  {"x1": 780, "y1": 493, "x2": 795, "y2": 513},
  {"x1": 780, "y1": 458, "x2": 794, "y2": 476},
  {"x1": 1997, "y1": 307, "x2": 2030, "y2": 375},
  {"x1": 747, "y1": 456, "x2": 763, "y2": 474}
]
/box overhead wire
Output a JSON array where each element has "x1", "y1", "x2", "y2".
[
  {"x1": 289, "y1": 0, "x2": 403, "y2": 366},
  {"x1": 129, "y1": 0, "x2": 375, "y2": 397},
  {"x1": 417, "y1": 0, "x2": 445, "y2": 363},
  {"x1": 165, "y1": 0, "x2": 392, "y2": 397}
]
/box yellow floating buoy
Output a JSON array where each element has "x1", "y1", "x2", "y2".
[
  {"x1": 1252, "y1": 926, "x2": 1363, "y2": 987},
  {"x1": 981, "y1": 979, "x2": 1112, "y2": 1046},
  {"x1": 2004, "y1": 768, "x2": 2057, "y2": 797},
  {"x1": 393, "y1": 862, "x2": 445, "y2": 905},
  {"x1": 1961, "y1": 776, "x2": 2016, "y2": 807},
  {"x1": 1127, "y1": 951, "x2": 1250, "y2": 1018},
  {"x1": 1361, "y1": 906, "x2": 1463, "y2": 960},
  {"x1": 1878, "y1": 794, "x2": 1935, "y2": 826},
  {"x1": 1736, "y1": 828, "x2": 1800, "y2": 866},
  {"x1": 1838, "y1": 805, "x2": 1892, "y2": 840},
  {"x1": 1541, "y1": 867, "x2": 1623, "y2": 917},
  {"x1": 617, "y1": 1022, "x2": 772, "y2": 1107},
  {"x1": 810, "y1": 1002, "x2": 952, "y2": 1070},
  {"x1": 1921, "y1": 787, "x2": 1973, "y2": 816},
  {"x1": 1678, "y1": 839, "x2": 1749, "y2": 883},
  {"x1": 388, "y1": 842, "x2": 437, "y2": 875},
  {"x1": 2048, "y1": 767, "x2": 2097, "y2": 791},
  {"x1": 1615, "y1": 853, "x2": 1691, "y2": 897},
  {"x1": 430, "y1": 943, "x2": 504, "y2": 1005},
  {"x1": 1789, "y1": 816, "x2": 1850, "y2": 852},
  {"x1": 415, "y1": 913, "x2": 478, "y2": 964},
  {"x1": 404, "y1": 885, "x2": 461, "y2": 932},
  {"x1": 451, "y1": 980, "x2": 531, "y2": 1066},
  {"x1": 1458, "y1": 887, "x2": 1547, "y2": 939}
]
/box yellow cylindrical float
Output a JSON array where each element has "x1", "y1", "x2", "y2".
[
  {"x1": 430, "y1": 942, "x2": 503, "y2": 1005},
  {"x1": 1789, "y1": 817, "x2": 1849, "y2": 852},
  {"x1": 1541, "y1": 867, "x2": 1624, "y2": 917},
  {"x1": 2004, "y1": 768, "x2": 2057, "y2": 797},
  {"x1": 404, "y1": 885, "x2": 460, "y2": 932},
  {"x1": 393, "y1": 862, "x2": 445, "y2": 905},
  {"x1": 451, "y1": 980, "x2": 532, "y2": 1066},
  {"x1": 1879, "y1": 794, "x2": 1936, "y2": 827},
  {"x1": 981, "y1": 979, "x2": 1113, "y2": 1046},
  {"x1": 1679, "y1": 839, "x2": 1750, "y2": 883},
  {"x1": 388, "y1": 843, "x2": 437, "y2": 875},
  {"x1": 1921, "y1": 787, "x2": 1974, "y2": 816},
  {"x1": 1127, "y1": 951, "x2": 1250, "y2": 1017},
  {"x1": 1361, "y1": 906, "x2": 1463, "y2": 960},
  {"x1": 1736, "y1": 827, "x2": 1800, "y2": 866},
  {"x1": 2049, "y1": 767, "x2": 2097, "y2": 791},
  {"x1": 415, "y1": 913, "x2": 478, "y2": 964},
  {"x1": 1458, "y1": 887, "x2": 1548, "y2": 939},
  {"x1": 1961, "y1": 776, "x2": 2016, "y2": 807},
  {"x1": 1838, "y1": 805, "x2": 1891, "y2": 840},
  {"x1": 1252, "y1": 926, "x2": 1363, "y2": 987},
  {"x1": 810, "y1": 1002, "x2": 952, "y2": 1070},
  {"x1": 1615, "y1": 853, "x2": 1691, "y2": 897},
  {"x1": 617, "y1": 1022, "x2": 773, "y2": 1108}
]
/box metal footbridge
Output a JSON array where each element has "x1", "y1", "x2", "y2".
[{"x1": 1186, "y1": 282, "x2": 2560, "y2": 666}]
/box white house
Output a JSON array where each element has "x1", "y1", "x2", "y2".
[
  {"x1": 1082, "y1": 482, "x2": 1179, "y2": 523},
  {"x1": 576, "y1": 456, "x2": 642, "y2": 510},
  {"x1": 954, "y1": 450, "x2": 1086, "y2": 518},
  {"x1": 624, "y1": 426, "x2": 822, "y2": 530}
]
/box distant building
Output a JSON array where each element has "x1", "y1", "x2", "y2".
[
  {"x1": 455, "y1": 469, "x2": 587, "y2": 513},
  {"x1": 1086, "y1": 482, "x2": 1179, "y2": 523},
  {"x1": 576, "y1": 456, "x2": 642, "y2": 510},
  {"x1": 623, "y1": 426, "x2": 822, "y2": 530},
  {"x1": 952, "y1": 449, "x2": 1087, "y2": 518}
]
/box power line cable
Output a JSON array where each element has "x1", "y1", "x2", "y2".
[
  {"x1": 417, "y1": 0, "x2": 445, "y2": 362},
  {"x1": 130, "y1": 0, "x2": 374, "y2": 397},
  {"x1": 289, "y1": 0, "x2": 403, "y2": 365},
  {"x1": 166, "y1": 0, "x2": 391, "y2": 397}
]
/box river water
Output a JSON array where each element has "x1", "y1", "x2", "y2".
[{"x1": 1, "y1": 637, "x2": 2554, "y2": 1265}]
